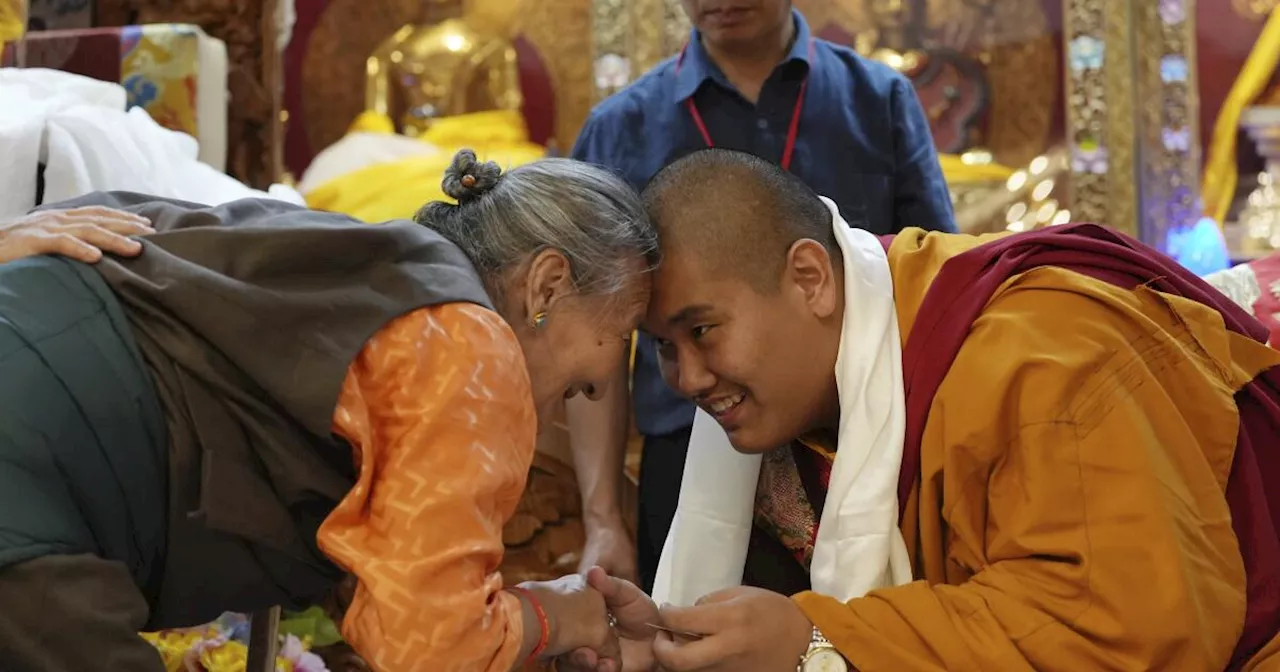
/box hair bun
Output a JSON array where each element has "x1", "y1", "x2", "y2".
[{"x1": 442, "y1": 148, "x2": 503, "y2": 204}]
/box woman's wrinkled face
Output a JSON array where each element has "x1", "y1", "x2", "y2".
[{"x1": 508, "y1": 251, "x2": 651, "y2": 422}]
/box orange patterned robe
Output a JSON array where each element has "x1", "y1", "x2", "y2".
[{"x1": 316, "y1": 303, "x2": 537, "y2": 672}]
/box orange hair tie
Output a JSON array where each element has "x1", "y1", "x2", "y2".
[{"x1": 460, "y1": 174, "x2": 478, "y2": 188}]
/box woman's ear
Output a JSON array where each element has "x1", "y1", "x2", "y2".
[{"x1": 521, "y1": 248, "x2": 574, "y2": 325}]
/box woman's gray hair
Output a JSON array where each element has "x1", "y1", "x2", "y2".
[{"x1": 414, "y1": 149, "x2": 658, "y2": 303}]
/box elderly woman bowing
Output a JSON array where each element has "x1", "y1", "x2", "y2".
[{"x1": 0, "y1": 150, "x2": 654, "y2": 672}]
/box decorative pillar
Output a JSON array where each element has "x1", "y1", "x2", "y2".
[
  {"x1": 1136, "y1": 0, "x2": 1201, "y2": 251},
  {"x1": 1064, "y1": 0, "x2": 1139, "y2": 237},
  {"x1": 1065, "y1": 0, "x2": 1201, "y2": 249}
]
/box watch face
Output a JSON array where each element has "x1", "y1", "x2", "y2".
[{"x1": 803, "y1": 648, "x2": 849, "y2": 672}]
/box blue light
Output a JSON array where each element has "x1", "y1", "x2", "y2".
[{"x1": 1168, "y1": 217, "x2": 1231, "y2": 276}]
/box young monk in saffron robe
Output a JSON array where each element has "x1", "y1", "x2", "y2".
[{"x1": 560, "y1": 148, "x2": 1280, "y2": 672}]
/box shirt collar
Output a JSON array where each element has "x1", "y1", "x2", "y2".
[{"x1": 673, "y1": 8, "x2": 813, "y2": 103}]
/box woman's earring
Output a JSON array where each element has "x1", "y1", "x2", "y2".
[{"x1": 531, "y1": 311, "x2": 548, "y2": 330}]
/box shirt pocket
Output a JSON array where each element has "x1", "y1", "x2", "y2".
[{"x1": 834, "y1": 173, "x2": 895, "y2": 235}]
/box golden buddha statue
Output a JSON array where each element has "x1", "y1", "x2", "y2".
[{"x1": 364, "y1": 0, "x2": 523, "y2": 138}]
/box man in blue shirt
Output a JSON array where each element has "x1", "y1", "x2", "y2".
[{"x1": 567, "y1": 0, "x2": 956, "y2": 592}]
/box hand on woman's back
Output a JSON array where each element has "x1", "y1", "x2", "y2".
[{"x1": 0, "y1": 206, "x2": 154, "y2": 265}]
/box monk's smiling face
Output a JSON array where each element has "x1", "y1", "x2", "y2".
[
  {"x1": 640, "y1": 149, "x2": 847, "y2": 453},
  {"x1": 644, "y1": 239, "x2": 842, "y2": 454}
]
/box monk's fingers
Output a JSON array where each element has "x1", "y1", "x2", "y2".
[
  {"x1": 693, "y1": 587, "x2": 743, "y2": 607},
  {"x1": 652, "y1": 630, "x2": 734, "y2": 672},
  {"x1": 54, "y1": 223, "x2": 144, "y2": 258},
  {"x1": 656, "y1": 602, "x2": 730, "y2": 637},
  {"x1": 57, "y1": 206, "x2": 154, "y2": 234}
]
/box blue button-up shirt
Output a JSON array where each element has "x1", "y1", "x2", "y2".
[{"x1": 572, "y1": 10, "x2": 956, "y2": 438}]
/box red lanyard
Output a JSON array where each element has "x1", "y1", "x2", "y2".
[{"x1": 674, "y1": 39, "x2": 815, "y2": 171}]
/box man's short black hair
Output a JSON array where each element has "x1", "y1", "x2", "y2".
[{"x1": 641, "y1": 148, "x2": 838, "y2": 291}]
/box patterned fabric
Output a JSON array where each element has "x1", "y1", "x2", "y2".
[
  {"x1": 754, "y1": 437, "x2": 835, "y2": 569},
  {"x1": 1204, "y1": 251, "x2": 1280, "y2": 348},
  {"x1": 142, "y1": 612, "x2": 328, "y2": 672},
  {"x1": 1, "y1": 24, "x2": 203, "y2": 141},
  {"x1": 120, "y1": 24, "x2": 199, "y2": 140},
  {"x1": 1248, "y1": 253, "x2": 1280, "y2": 347},
  {"x1": 317, "y1": 303, "x2": 537, "y2": 672}
]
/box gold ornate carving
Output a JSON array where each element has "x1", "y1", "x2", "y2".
[{"x1": 97, "y1": 0, "x2": 284, "y2": 188}]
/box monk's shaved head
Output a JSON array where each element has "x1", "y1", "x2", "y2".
[{"x1": 641, "y1": 149, "x2": 838, "y2": 292}]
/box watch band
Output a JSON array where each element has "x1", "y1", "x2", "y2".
[{"x1": 798, "y1": 626, "x2": 849, "y2": 672}]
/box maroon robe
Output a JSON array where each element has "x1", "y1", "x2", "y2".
[{"x1": 884, "y1": 224, "x2": 1280, "y2": 669}]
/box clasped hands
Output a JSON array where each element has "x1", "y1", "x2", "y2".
[{"x1": 556, "y1": 567, "x2": 813, "y2": 672}]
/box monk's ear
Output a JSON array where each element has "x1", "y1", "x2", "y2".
[{"x1": 784, "y1": 239, "x2": 838, "y2": 319}]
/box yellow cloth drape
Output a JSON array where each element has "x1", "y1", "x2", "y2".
[
  {"x1": 1202, "y1": 8, "x2": 1280, "y2": 225},
  {"x1": 304, "y1": 109, "x2": 546, "y2": 223},
  {"x1": 0, "y1": 0, "x2": 26, "y2": 44}
]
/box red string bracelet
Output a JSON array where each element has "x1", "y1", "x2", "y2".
[{"x1": 507, "y1": 586, "x2": 550, "y2": 664}]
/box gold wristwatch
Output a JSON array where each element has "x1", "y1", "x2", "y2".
[{"x1": 798, "y1": 626, "x2": 849, "y2": 672}]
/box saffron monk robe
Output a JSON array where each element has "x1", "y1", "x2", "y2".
[{"x1": 558, "y1": 148, "x2": 1280, "y2": 672}]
